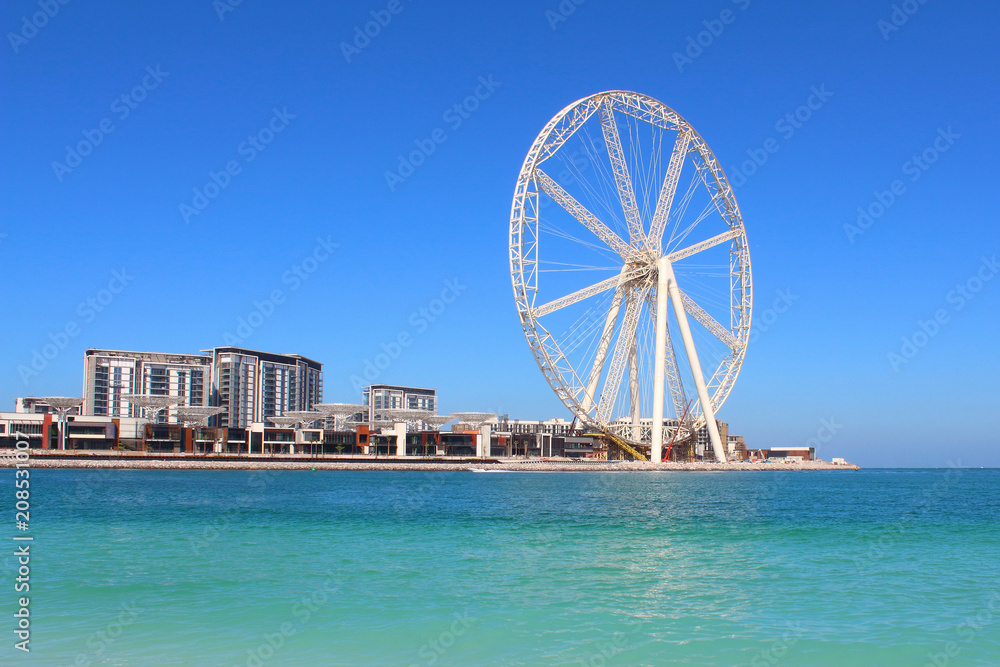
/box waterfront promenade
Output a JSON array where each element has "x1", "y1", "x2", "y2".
[{"x1": 1, "y1": 450, "x2": 858, "y2": 471}]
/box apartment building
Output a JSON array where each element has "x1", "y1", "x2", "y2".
[
  {"x1": 362, "y1": 384, "x2": 437, "y2": 422},
  {"x1": 82, "y1": 349, "x2": 212, "y2": 422},
  {"x1": 80, "y1": 347, "x2": 322, "y2": 428},
  {"x1": 208, "y1": 347, "x2": 323, "y2": 428}
]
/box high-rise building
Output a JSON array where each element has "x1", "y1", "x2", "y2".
[
  {"x1": 82, "y1": 349, "x2": 212, "y2": 422},
  {"x1": 207, "y1": 347, "x2": 323, "y2": 428},
  {"x1": 362, "y1": 384, "x2": 437, "y2": 422},
  {"x1": 82, "y1": 347, "x2": 322, "y2": 428}
]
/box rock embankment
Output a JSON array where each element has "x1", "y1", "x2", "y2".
[{"x1": 0, "y1": 452, "x2": 859, "y2": 471}]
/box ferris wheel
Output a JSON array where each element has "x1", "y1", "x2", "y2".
[{"x1": 508, "y1": 91, "x2": 752, "y2": 462}]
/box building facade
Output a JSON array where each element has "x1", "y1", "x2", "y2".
[
  {"x1": 362, "y1": 384, "x2": 437, "y2": 422},
  {"x1": 82, "y1": 349, "x2": 212, "y2": 422},
  {"x1": 694, "y1": 419, "x2": 729, "y2": 461},
  {"x1": 208, "y1": 347, "x2": 323, "y2": 428},
  {"x1": 0, "y1": 411, "x2": 145, "y2": 450},
  {"x1": 15, "y1": 397, "x2": 83, "y2": 415},
  {"x1": 495, "y1": 416, "x2": 575, "y2": 437},
  {"x1": 80, "y1": 347, "x2": 322, "y2": 428}
]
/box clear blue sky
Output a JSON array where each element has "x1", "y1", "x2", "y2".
[{"x1": 2, "y1": 0, "x2": 997, "y2": 467}]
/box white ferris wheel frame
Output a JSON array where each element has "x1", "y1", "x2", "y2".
[{"x1": 508, "y1": 91, "x2": 753, "y2": 462}]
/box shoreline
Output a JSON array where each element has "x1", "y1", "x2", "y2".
[{"x1": 1, "y1": 451, "x2": 860, "y2": 471}]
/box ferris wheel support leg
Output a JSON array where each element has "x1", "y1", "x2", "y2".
[
  {"x1": 660, "y1": 257, "x2": 727, "y2": 464},
  {"x1": 583, "y1": 287, "x2": 624, "y2": 415},
  {"x1": 651, "y1": 261, "x2": 669, "y2": 464},
  {"x1": 629, "y1": 339, "x2": 641, "y2": 442}
]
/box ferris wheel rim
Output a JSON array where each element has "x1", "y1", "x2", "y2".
[{"x1": 509, "y1": 91, "x2": 753, "y2": 445}]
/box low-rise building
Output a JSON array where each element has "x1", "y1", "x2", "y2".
[
  {"x1": 0, "y1": 411, "x2": 146, "y2": 450},
  {"x1": 496, "y1": 416, "x2": 575, "y2": 437},
  {"x1": 728, "y1": 435, "x2": 748, "y2": 460},
  {"x1": 767, "y1": 446, "x2": 816, "y2": 461}
]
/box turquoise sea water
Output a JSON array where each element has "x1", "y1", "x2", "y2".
[{"x1": 2, "y1": 468, "x2": 999, "y2": 666}]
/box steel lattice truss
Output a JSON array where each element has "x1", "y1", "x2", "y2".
[
  {"x1": 266, "y1": 416, "x2": 301, "y2": 428},
  {"x1": 449, "y1": 413, "x2": 498, "y2": 428},
  {"x1": 120, "y1": 394, "x2": 183, "y2": 423},
  {"x1": 278, "y1": 411, "x2": 322, "y2": 428},
  {"x1": 175, "y1": 406, "x2": 225, "y2": 426},
  {"x1": 36, "y1": 396, "x2": 84, "y2": 411},
  {"x1": 421, "y1": 415, "x2": 454, "y2": 430},
  {"x1": 313, "y1": 403, "x2": 368, "y2": 432},
  {"x1": 313, "y1": 403, "x2": 368, "y2": 418},
  {"x1": 508, "y1": 91, "x2": 753, "y2": 450},
  {"x1": 381, "y1": 409, "x2": 435, "y2": 427}
]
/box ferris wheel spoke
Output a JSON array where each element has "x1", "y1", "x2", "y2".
[
  {"x1": 691, "y1": 152, "x2": 733, "y2": 222},
  {"x1": 664, "y1": 334, "x2": 689, "y2": 422},
  {"x1": 667, "y1": 229, "x2": 741, "y2": 262},
  {"x1": 648, "y1": 130, "x2": 691, "y2": 252},
  {"x1": 539, "y1": 221, "x2": 621, "y2": 261},
  {"x1": 533, "y1": 269, "x2": 637, "y2": 317},
  {"x1": 677, "y1": 288, "x2": 739, "y2": 350},
  {"x1": 666, "y1": 199, "x2": 717, "y2": 254},
  {"x1": 628, "y1": 335, "x2": 641, "y2": 441},
  {"x1": 599, "y1": 102, "x2": 645, "y2": 246},
  {"x1": 597, "y1": 288, "x2": 646, "y2": 424},
  {"x1": 535, "y1": 169, "x2": 639, "y2": 262},
  {"x1": 581, "y1": 286, "x2": 624, "y2": 414}
]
